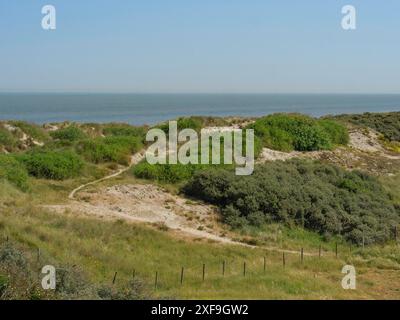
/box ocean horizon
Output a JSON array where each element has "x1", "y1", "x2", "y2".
[{"x1": 0, "y1": 93, "x2": 399, "y2": 125}]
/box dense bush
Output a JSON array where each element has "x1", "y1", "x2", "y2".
[
  {"x1": 50, "y1": 125, "x2": 87, "y2": 142},
  {"x1": 18, "y1": 150, "x2": 83, "y2": 180},
  {"x1": 248, "y1": 114, "x2": 349, "y2": 151},
  {"x1": 332, "y1": 112, "x2": 400, "y2": 142},
  {"x1": 133, "y1": 162, "x2": 213, "y2": 183},
  {"x1": 102, "y1": 124, "x2": 147, "y2": 140},
  {"x1": 0, "y1": 155, "x2": 29, "y2": 191},
  {"x1": 77, "y1": 136, "x2": 142, "y2": 165},
  {"x1": 183, "y1": 160, "x2": 399, "y2": 244}
]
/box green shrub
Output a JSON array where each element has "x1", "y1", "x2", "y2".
[
  {"x1": 77, "y1": 136, "x2": 142, "y2": 165},
  {"x1": 318, "y1": 119, "x2": 349, "y2": 145},
  {"x1": 157, "y1": 116, "x2": 226, "y2": 133},
  {"x1": 133, "y1": 162, "x2": 211, "y2": 184},
  {"x1": 102, "y1": 124, "x2": 146, "y2": 140},
  {"x1": 183, "y1": 160, "x2": 399, "y2": 244},
  {"x1": 332, "y1": 112, "x2": 400, "y2": 142},
  {"x1": 0, "y1": 155, "x2": 29, "y2": 191},
  {"x1": 248, "y1": 114, "x2": 348, "y2": 151},
  {"x1": 50, "y1": 125, "x2": 87, "y2": 141},
  {"x1": 19, "y1": 150, "x2": 83, "y2": 180}
]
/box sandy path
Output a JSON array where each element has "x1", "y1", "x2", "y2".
[{"x1": 68, "y1": 151, "x2": 145, "y2": 199}]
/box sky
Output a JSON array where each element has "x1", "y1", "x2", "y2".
[{"x1": 0, "y1": 0, "x2": 399, "y2": 93}]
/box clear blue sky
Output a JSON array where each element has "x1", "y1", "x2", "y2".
[{"x1": 0, "y1": 0, "x2": 399, "y2": 93}]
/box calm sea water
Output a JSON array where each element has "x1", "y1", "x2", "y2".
[{"x1": 0, "y1": 93, "x2": 399, "y2": 125}]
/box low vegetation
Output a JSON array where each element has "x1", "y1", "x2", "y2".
[
  {"x1": 247, "y1": 114, "x2": 349, "y2": 152},
  {"x1": 183, "y1": 160, "x2": 399, "y2": 245},
  {"x1": 332, "y1": 112, "x2": 400, "y2": 142},
  {"x1": 0, "y1": 155, "x2": 29, "y2": 191},
  {"x1": 18, "y1": 150, "x2": 84, "y2": 180}
]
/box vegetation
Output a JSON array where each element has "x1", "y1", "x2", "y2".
[
  {"x1": 332, "y1": 112, "x2": 400, "y2": 142},
  {"x1": 247, "y1": 114, "x2": 349, "y2": 151},
  {"x1": 102, "y1": 123, "x2": 147, "y2": 140},
  {"x1": 77, "y1": 136, "x2": 142, "y2": 165},
  {"x1": 158, "y1": 116, "x2": 229, "y2": 133},
  {"x1": 183, "y1": 160, "x2": 399, "y2": 245},
  {"x1": 9, "y1": 121, "x2": 50, "y2": 143},
  {"x1": 0, "y1": 155, "x2": 29, "y2": 191},
  {"x1": 18, "y1": 150, "x2": 84, "y2": 180},
  {"x1": 0, "y1": 241, "x2": 150, "y2": 300},
  {"x1": 50, "y1": 125, "x2": 88, "y2": 142},
  {"x1": 0, "y1": 125, "x2": 19, "y2": 152}
]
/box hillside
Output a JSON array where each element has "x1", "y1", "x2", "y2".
[{"x1": 1, "y1": 113, "x2": 400, "y2": 299}]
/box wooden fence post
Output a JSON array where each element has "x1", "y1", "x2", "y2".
[
  {"x1": 335, "y1": 243, "x2": 338, "y2": 258},
  {"x1": 155, "y1": 271, "x2": 158, "y2": 289},
  {"x1": 112, "y1": 272, "x2": 117, "y2": 285},
  {"x1": 282, "y1": 252, "x2": 286, "y2": 268},
  {"x1": 301, "y1": 248, "x2": 304, "y2": 263},
  {"x1": 202, "y1": 264, "x2": 205, "y2": 281},
  {"x1": 243, "y1": 262, "x2": 246, "y2": 277},
  {"x1": 132, "y1": 269, "x2": 136, "y2": 281},
  {"x1": 263, "y1": 256, "x2": 266, "y2": 273},
  {"x1": 180, "y1": 267, "x2": 184, "y2": 285},
  {"x1": 222, "y1": 260, "x2": 225, "y2": 276}
]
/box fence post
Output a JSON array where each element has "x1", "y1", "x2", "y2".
[
  {"x1": 155, "y1": 271, "x2": 158, "y2": 289},
  {"x1": 335, "y1": 243, "x2": 338, "y2": 258},
  {"x1": 263, "y1": 256, "x2": 266, "y2": 273},
  {"x1": 180, "y1": 267, "x2": 184, "y2": 285},
  {"x1": 301, "y1": 248, "x2": 304, "y2": 264},
  {"x1": 282, "y1": 252, "x2": 286, "y2": 268},
  {"x1": 132, "y1": 269, "x2": 136, "y2": 281},
  {"x1": 222, "y1": 260, "x2": 225, "y2": 276},
  {"x1": 112, "y1": 272, "x2": 117, "y2": 285},
  {"x1": 243, "y1": 262, "x2": 246, "y2": 277},
  {"x1": 202, "y1": 264, "x2": 205, "y2": 281}
]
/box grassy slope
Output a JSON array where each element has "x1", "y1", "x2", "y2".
[
  {"x1": 1, "y1": 117, "x2": 400, "y2": 299},
  {"x1": 1, "y1": 178, "x2": 399, "y2": 300}
]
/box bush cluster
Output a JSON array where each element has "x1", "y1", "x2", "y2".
[
  {"x1": 133, "y1": 162, "x2": 213, "y2": 183},
  {"x1": 77, "y1": 136, "x2": 142, "y2": 165},
  {"x1": 332, "y1": 112, "x2": 400, "y2": 142},
  {"x1": 0, "y1": 155, "x2": 29, "y2": 191},
  {"x1": 183, "y1": 160, "x2": 399, "y2": 244},
  {"x1": 247, "y1": 114, "x2": 349, "y2": 152},
  {"x1": 50, "y1": 125, "x2": 88, "y2": 142},
  {"x1": 18, "y1": 150, "x2": 83, "y2": 180}
]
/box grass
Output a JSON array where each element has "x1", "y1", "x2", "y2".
[
  {"x1": 0, "y1": 183, "x2": 399, "y2": 299},
  {"x1": 0, "y1": 115, "x2": 400, "y2": 299}
]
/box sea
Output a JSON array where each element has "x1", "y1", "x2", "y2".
[{"x1": 0, "y1": 93, "x2": 399, "y2": 125}]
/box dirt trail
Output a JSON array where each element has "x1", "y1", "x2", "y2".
[
  {"x1": 68, "y1": 151, "x2": 145, "y2": 199},
  {"x1": 47, "y1": 151, "x2": 318, "y2": 256}
]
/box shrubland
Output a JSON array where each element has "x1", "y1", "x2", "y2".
[
  {"x1": 183, "y1": 160, "x2": 399, "y2": 245},
  {"x1": 247, "y1": 114, "x2": 349, "y2": 151},
  {"x1": 17, "y1": 150, "x2": 84, "y2": 180},
  {"x1": 332, "y1": 112, "x2": 400, "y2": 142}
]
